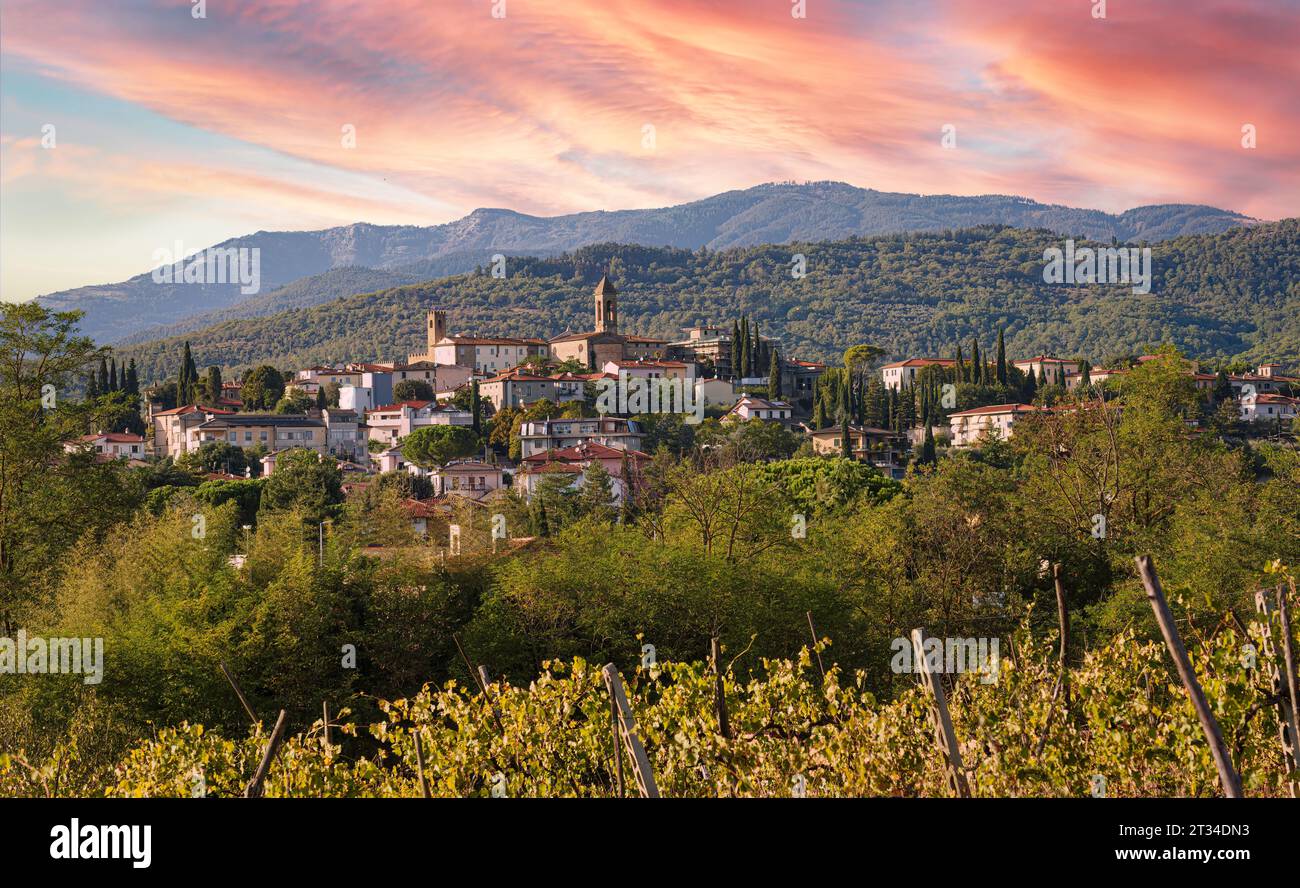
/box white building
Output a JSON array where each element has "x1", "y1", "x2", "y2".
[
  {"x1": 518, "y1": 417, "x2": 644, "y2": 458},
  {"x1": 1013, "y1": 356, "x2": 1079, "y2": 387},
  {"x1": 723, "y1": 394, "x2": 793, "y2": 423},
  {"x1": 365, "y1": 400, "x2": 473, "y2": 446},
  {"x1": 65, "y1": 432, "x2": 148, "y2": 460},
  {"x1": 880, "y1": 359, "x2": 956, "y2": 391},
  {"x1": 1240, "y1": 393, "x2": 1299, "y2": 424},
  {"x1": 947, "y1": 403, "x2": 1039, "y2": 447}
]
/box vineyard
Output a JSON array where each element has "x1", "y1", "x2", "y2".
[{"x1": 4, "y1": 570, "x2": 1296, "y2": 798}]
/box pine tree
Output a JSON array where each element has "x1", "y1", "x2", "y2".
[{"x1": 995, "y1": 328, "x2": 1007, "y2": 385}]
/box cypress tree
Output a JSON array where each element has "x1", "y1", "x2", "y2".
[
  {"x1": 995, "y1": 328, "x2": 1007, "y2": 385},
  {"x1": 920, "y1": 413, "x2": 936, "y2": 465},
  {"x1": 768, "y1": 348, "x2": 781, "y2": 399},
  {"x1": 86, "y1": 372, "x2": 99, "y2": 399},
  {"x1": 98, "y1": 357, "x2": 110, "y2": 394},
  {"x1": 471, "y1": 380, "x2": 482, "y2": 434},
  {"x1": 970, "y1": 339, "x2": 981, "y2": 385},
  {"x1": 126, "y1": 359, "x2": 139, "y2": 396},
  {"x1": 730, "y1": 319, "x2": 740, "y2": 380},
  {"x1": 840, "y1": 414, "x2": 851, "y2": 458},
  {"x1": 955, "y1": 344, "x2": 966, "y2": 384},
  {"x1": 1025, "y1": 365, "x2": 1038, "y2": 401}
]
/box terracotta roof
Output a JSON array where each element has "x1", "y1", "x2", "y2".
[
  {"x1": 1014, "y1": 356, "x2": 1076, "y2": 364},
  {"x1": 522, "y1": 441, "x2": 650, "y2": 464},
  {"x1": 368, "y1": 400, "x2": 434, "y2": 413},
  {"x1": 81, "y1": 432, "x2": 146, "y2": 443},
  {"x1": 948, "y1": 403, "x2": 1040, "y2": 417},
  {"x1": 152, "y1": 404, "x2": 236, "y2": 417},
  {"x1": 881, "y1": 358, "x2": 956, "y2": 369}
]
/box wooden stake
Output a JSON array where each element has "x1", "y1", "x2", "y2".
[
  {"x1": 910, "y1": 628, "x2": 970, "y2": 798},
  {"x1": 219, "y1": 660, "x2": 258, "y2": 726},
  {"x1": 711, "y1": 637, "x2": 731, "y2": 740},
  {"x1": 806, "y1": 611, "x2": 826, "y2": 680},
  {"x1": 412, "y1": 728, "x2": 432, "y2": 799},
  {"x1": 610, "y1": 691, "x2": 624, "y2": 798},
  {"x1": 601, "y1": 664, "x2": 660, "y2": 798},
  {"x1": 244, "y1": 709, "x2": 288, "y2": 798},
  {"x1": 1254, "y1": 586, "x2": 1299, "y2": 798},
  {"x1": 321, "y1": 700, "x2": 331, "y2": 755},
  {"x1": 1136, "y1": 555, "x2": 1243, "y2": 798}
]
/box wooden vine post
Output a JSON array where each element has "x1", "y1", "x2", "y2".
[
  {"x1": 219, "y1": 661, "x2": 259, "y2": 725},
  {"x1": 412, "y1": 728, "x2": 432, "y2": 799},
  {"x1": 910, "y1": 628, "x2": 970, "y2": 798},
  {"x1": 1253, "y1": 585, "x2": 1299, "y2": 798},
  {"x1": 711, "y1": 637, "x2": 731, "y2": 740},
  {"x1": 1136, "y1": 555, "x2": 1244, "y2": 798},
  {"x1": 601, "y1": 664, "x2": 660, "y2": 798},
  {"x1": 244, "y1": 709, "x2": 288, "y2": 798}
]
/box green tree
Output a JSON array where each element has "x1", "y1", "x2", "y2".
[
  {"x1": 403, "y1": 425, "x2": 479, "y2": 468},
  {"x1": 258, "y1": 449, "x2": 343, "y2": 524},
  {"x1": 241, "y1": 365, "x2": 284, "y2": 411},
  {"x1": 393, "y1": 379, "x2": 435, "y2": 402}
]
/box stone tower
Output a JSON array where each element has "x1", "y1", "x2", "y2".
[
  {"x1": 427, "y1": 308, "x2": 447, "y2": 353},
  {"x1": 593, "y1": 275, "x2": 617, "y2": 334}
]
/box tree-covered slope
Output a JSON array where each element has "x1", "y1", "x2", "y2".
[
  {"x1": 39, "y1": 182, "x2": 1255, "y2": 344},
  {"x1": 115, "y1": 220, "x2": 1300, "y2": 382}
]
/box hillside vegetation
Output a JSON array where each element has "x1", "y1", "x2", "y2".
[{"x1": 116, "y1": 219, "x2": 1300, "y2": 381}]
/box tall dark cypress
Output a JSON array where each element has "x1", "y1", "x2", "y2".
[
  {"x1": 126, "y1": 359, "x2": 139, "y2": 396},
  {"x1": 730, "y1": 319, "x2": 740, "y2": 380},
  {"x1": 995, "y1": 329, "x2": 1007, "y2": 385},
  {"x1": 955, "y1": 344, "x2": 966, "y2": 384},
  {"x1": 768, "y1": 348, "x2": 781, "y2": 399},
  {"x1": 970, "y1": 339, "x2": 981, "y2": 385}
]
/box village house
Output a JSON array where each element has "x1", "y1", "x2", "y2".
[
  {"x1": 880, "y1": 358, "x2": 956, "y2": 391},
  {"x1": 421, "y1": 460, "x2": 505, "y2": 500},
  {"x1": 364, "y1": 400, "x2": 473, "y2": 446},
  {"x1": 321, "y1": 407, "x2": 368, "y2": 463},
  {"x1": 808, "y1": 424, "x2": 910, "y2": 478},
  {"x1": 1240, "y1": 392, "x2": 1299, "y2": 424},
  {"x1": 723, "y1": 394, "x2": 793, "y2": 423},
  {"x1": 149, "y1": 403, "x2": 237, "y2": 459},
  {"x1": 1012, "y1": 356, "x2": 1079, "y2": 387},
  {"x1": 517, "y1": 441, "x2": 651, "y2": 502},
  {"x1": 65, "y1": 432, "x2": 149, "y2": 460},
  {"x1": 188, "y1": 413, "x2": 327, "y2": 453},
  {"x1": 478, "y1": 369, "x2": 588, "y2": 411},
  {"x1": 518, "y1": 416, "x2": 644, "y2": 458},
  {"x1": 947, "y1": 403, "x2": 1040, "y2": 447}
]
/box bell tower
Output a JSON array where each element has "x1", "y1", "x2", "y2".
[
  {"x1": 427, "y1": 308, "x2": 447, "y2": 353},
  {"x1": 593, "y1": 275, "x2": 617, "y2": 334}
]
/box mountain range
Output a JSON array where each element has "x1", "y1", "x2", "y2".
[{"x1": 35, "y1": 181, "x2": 1258, "y2": 345}]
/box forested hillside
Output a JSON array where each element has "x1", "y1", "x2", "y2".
[
  {"x1": 38, "y1": 182, "x2": 1255, "y2": 345},
  {"x1": 117, "y1": 220, "x2": 1300, "y2": 381}
]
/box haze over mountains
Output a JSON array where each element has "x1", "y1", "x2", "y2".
[{"x1": 35, "y1": 181, "x2": 1259, "y2": 345}]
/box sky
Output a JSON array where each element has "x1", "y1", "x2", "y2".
[{"x1": 1, "y1": 0, "x2": 1297, "y2": 301}]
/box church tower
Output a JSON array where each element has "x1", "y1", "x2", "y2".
[
  {"x1": 593, "y1": 275, "x2": 617, "y2": 334},
  {"x1": 427, "y1": 308, "x2": 447, "y2": 353}
]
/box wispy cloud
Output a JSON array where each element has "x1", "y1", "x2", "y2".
[{"x1": 1, "y1": 0, "x2": 1295, "y2": 298}]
